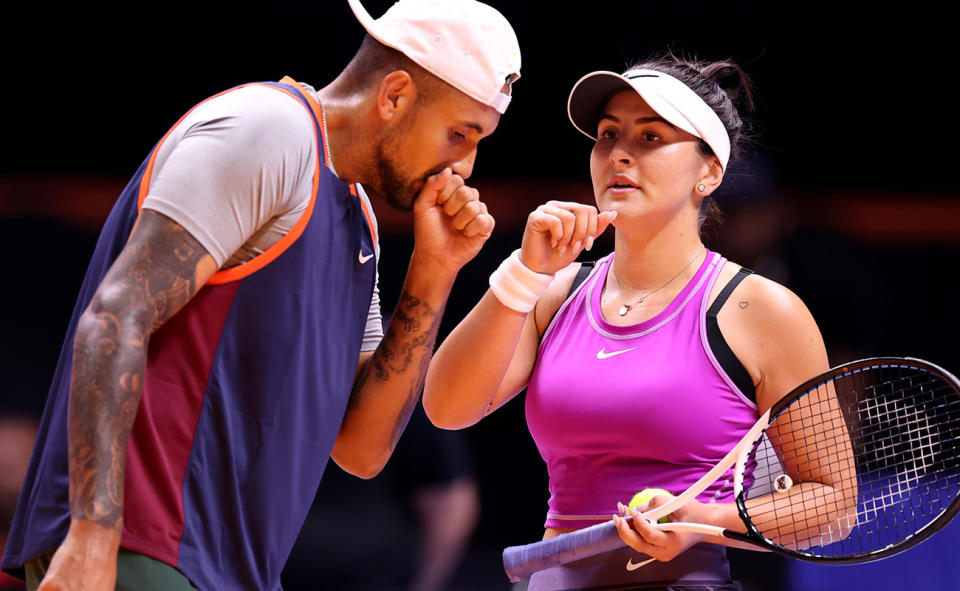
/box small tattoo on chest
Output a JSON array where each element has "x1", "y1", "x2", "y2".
[{"x1": 739, "y1": 301, "x2": 749, "y2": 309}]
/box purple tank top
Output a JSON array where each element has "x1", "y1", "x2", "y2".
[{"x1": 526, "y1": 251, "x2": 758, "y2": 529}]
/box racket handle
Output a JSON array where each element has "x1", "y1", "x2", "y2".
[{"x1": 502, "y1": 519, "x2": 624, "y2": 582}]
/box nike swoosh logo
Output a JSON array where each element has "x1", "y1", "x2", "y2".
[
  {"x1": 626, "y1": 557, "x2": 656, "y2": 571},
  {"x1": 597, "y1": 347, "x2": 637, "y2": 359},
  {"x1": 358, "y1": 251, "x2": 374, "y2": 264}
]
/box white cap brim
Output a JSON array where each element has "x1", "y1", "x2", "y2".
[{"x1": 567, "y1": 69, "x2": 730, "y2": 170}]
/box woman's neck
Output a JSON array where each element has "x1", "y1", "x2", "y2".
[{"x1": 610, "y1": 225, "x2": 706, "y2": 295}]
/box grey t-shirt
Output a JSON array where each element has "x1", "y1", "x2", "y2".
[{"x1": 141, "y1": 83, "x2": 383, "y2": 351}]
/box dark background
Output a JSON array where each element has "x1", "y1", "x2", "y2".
[{"x1": 2, "y1": 1, "x2": 959, "y2": 590}]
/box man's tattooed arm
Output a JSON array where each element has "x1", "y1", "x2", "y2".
[
  {"x1": 68, "y1": 210, "x2": 217, "y2": 532},
  {"x1": 333, "y1": 279, "x2": 451, "y2": 478}
]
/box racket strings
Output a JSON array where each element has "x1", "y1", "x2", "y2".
[{"x1": 743, "y1": 363, "x2": 960, "y2": 559}]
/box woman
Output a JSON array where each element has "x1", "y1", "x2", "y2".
[{"x1": 423, "y1": 53, "x2": 833, "y2": 590}]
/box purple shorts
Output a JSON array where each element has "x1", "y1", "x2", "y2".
[{"x1": 526, "y1": 543, "x2": 740, "y2": 591}]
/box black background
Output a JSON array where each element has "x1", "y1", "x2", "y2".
[{"x1": 2, "y1": 2, "x2": 959, "y2": 590}]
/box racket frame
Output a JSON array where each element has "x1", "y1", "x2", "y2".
[{"x1": 502, "y1": 356, "x2": 960, "y2": 579}]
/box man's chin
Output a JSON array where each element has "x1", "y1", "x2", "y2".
[
  {"x1": 386, "y1": 189, "x2": 416, "y2": 212},
  {"x1": 360, "y1": 184, "x2": 415, "y2": 212}
]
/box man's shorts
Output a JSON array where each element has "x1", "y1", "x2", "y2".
[{"x1": 25, "y1": 548, "x2": 198, "y2": 591}]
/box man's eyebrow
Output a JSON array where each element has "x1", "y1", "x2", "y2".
[{"x1": 462, "y1": 121, "x2": 485, "y2": 135}]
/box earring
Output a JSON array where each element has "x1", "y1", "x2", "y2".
[{"x1": 697, "y1": 184, "x2": 706, "y2": 192}]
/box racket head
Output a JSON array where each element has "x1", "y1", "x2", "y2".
[{"x1": 737, "y1": 357, "x2": 960, "y2": 563}]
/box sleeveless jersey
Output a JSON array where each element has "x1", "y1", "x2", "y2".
[
  {"x1": 526, "y1": 251, "x2": 758, "y2": 530},
  {"x1": 1, "y1": 79, "x2": 378, "y2": 591}
]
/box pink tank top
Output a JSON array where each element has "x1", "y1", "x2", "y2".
[{"x1": 526, "y1": 251, "x2": 758, "y2": 529}]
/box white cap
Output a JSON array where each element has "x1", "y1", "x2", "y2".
[
  {"x1": 348, "y1": 0, "x2": 521, "y2": 114},
  {"x1": 567, "y1": 69, "x2": 731, "y2": 170}
]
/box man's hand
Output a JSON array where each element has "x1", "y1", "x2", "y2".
[
  {"x1": 411, "y1": 168, "x2": 495, "y2": 275},
  {"x1": 37, "y1": 520, "x2": 119, "y2": 591}
]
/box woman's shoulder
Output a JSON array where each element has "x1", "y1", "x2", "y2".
[
  {"x1": 708, "y1": 257, "x2": 808, "y2": 319},
  {"x1": 730, "y1": 267, "x2": 811, "y2": 322},
  {"x1": 532, "y1": 254, "x2": 609, "y2": 336},
  {"x1": 712, "y1": 258, "x2": 828, "y2": 407}
]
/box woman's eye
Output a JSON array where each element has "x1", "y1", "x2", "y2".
[
  {"x1": 597, "y1": 128, "x2": 617, "y2": 141},
  {"x1": 643, "y1": 132, "x2": 660, "y2": 142}
]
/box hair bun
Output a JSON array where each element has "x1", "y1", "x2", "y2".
[{"x1": 702, "y1": 61, "x2": 755, "y2": 114}]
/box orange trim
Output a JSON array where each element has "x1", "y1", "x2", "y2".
[
  {"x1": 137, "y1": 85, "x2": 251, "y2": 208},
  {"x1": 285, "y1": 76, "x2": 377, "y2": 248},
  {"x1": 137, "y1": 78, "x2": 376, "y2": 285},
  {"x1": 280, "y1": 76, "x2": 331, "y2": 169},
  {"x1": 350, "y1": 183, "x2": 378, "y2": 246},
  {"x1": 135, "y1": 80, "x2": 325, "y2": 285},
  {"x1": 205, "y1": 81, "x2": 323, "y2": 284}
]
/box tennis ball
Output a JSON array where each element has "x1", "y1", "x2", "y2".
[{"x1": 627, "y1": 488, "x2": 672, "y2": 523}]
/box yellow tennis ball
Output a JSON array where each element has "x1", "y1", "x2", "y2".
[{"x1": 627, "y1": 488, "x2": 672, "y2": 523}]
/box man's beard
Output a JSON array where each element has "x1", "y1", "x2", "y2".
[{"x1": 374, "y1": 141, "x2": 420, "y2": 211}]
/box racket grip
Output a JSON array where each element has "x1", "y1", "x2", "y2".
[{"x1": 502, "y1": 519, "x2": 624, "y2": 582}]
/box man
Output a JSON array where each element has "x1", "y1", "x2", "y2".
[{"x1": 0, "y1": 0, "x2": 521, "y2": 589}]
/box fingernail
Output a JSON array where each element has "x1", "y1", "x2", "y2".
[
  {"x1": 560, "y1": 245, "x2": 567, "y2": 255},
  {"x1": 585, "y1": 236, "x2": 595, "y2": 251},
  {"x1": 573, "y1": 241, "x2": 582, "y2": 252}
]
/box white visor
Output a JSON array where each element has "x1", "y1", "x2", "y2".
[{"x1": 567, "y1": 69, "x2": 730, "y2": 170}]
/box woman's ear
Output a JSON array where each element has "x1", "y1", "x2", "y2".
[{"x1": 697, "y1": 156, "x2": 724, "y2": 195}]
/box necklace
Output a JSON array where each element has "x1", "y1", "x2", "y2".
[
  {"x1": 317, "y1": 95, "x2": 338, "y2": 176},
  {"x1": 611, "y1": 249, "x2": 704, "y2": 316}
]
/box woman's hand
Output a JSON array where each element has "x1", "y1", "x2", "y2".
[
  {"x1": 518, "y1": 201, "x2": 616, "y2": 274},
  {"x1": 612, "y1": 494, "x2": 710, "y2": 563}
]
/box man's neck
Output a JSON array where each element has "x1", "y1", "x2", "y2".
[{"x1": 315, "y1": 80, "x2": 378, "y2": 185}]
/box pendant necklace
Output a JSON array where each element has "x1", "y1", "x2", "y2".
[{"x1": 612, "y1": 249, "x2": 704, "y2": 317}]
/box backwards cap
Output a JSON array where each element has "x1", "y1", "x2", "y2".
[{"x1": 348, "y1": 0, "x2": 521, "y2": 113}]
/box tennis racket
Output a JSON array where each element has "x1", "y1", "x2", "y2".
[{"x1": 503, "y1": 357, "x2": 960, "y2": 582}]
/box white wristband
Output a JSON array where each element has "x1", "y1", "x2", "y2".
[{"x1": 489, "y1": 250, "x2": 555, "y2": 313}]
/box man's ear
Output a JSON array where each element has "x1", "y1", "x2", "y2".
[{"x1": 376, "y1": 70, "x2": 418, "y2": 122}]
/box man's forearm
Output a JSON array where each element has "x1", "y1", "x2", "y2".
[
  {"x1": 334, "y1": 255, "x2": 455, "y2": 477},
  {"x1": 371, "y1": 289, "x2": 444, "y2": 446},
  {"x1": 65, "y1": 210, "x2": 214, "y2": 532},
  {"x1": 67, "y1": 310, "x2": 149, "y2": 532}
]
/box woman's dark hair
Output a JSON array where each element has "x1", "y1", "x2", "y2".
[{"x1": 629, "y1": 52, "x2": 757, "y2": 230}]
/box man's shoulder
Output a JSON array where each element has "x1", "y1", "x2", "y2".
[
  {"x1": 181, "y1": 82, "x2": 317, "y2": 146},
  {"x1": 204, "y1": 81, "x2": 312, "y2": 115}
]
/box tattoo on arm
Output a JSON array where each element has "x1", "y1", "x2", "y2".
[
  {"x1": 348, "y1": 290, "x2": 443, "y2": 448},
  {"x1": 68, "y1": 211, "x2": 210, "y2": 532}
]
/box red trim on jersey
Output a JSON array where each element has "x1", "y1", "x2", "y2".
[{"x1": 121, "y1": 282, "x2": 240, "y2": 564}]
